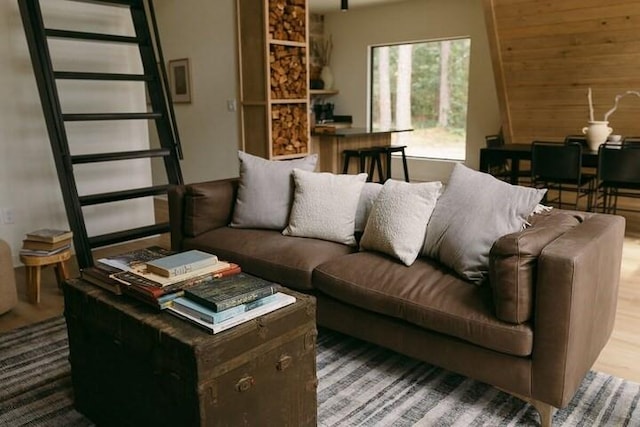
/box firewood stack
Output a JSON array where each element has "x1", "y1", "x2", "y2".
[
  {"x1": 269, "y1": 0, "x2": 306, "y2": 42},
  {"x1": 270, "y1": 46, "x2": 307, "y2": 99},
  {"x1": 272, "y1": 104, "x2": 309, "y2": 156}
]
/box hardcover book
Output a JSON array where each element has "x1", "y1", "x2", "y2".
[
  {"x1": 81, "y1": 266, "x2": 123, "y2": 295},
  {"x1": 167, "y1": 292, "x2": 296, "y2": 334},
  {"x1": 184, "y1": 273, "x2": 277, "y2": 312},
  {"x1": 145, "y1": 250, "x2": 218, "y2": 277},
  {"x1": 25, "y1": 229, "x2": 73, "y2": 243},
  {"x1": 171, "y1": 293, "x2": 279, "y2": 324},
  {"x1": 22, "y1": 238, "x2": 71, "y2": 251},
  {"x1": 112, "y1": 261, "x2": 233, "y2": 289}
]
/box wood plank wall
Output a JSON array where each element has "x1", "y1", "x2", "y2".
[{"x1": 483, "y1": 0, "x2": 640, "y2": 144}]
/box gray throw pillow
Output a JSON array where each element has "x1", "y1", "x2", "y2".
[
  {"x1": 283, "y1": 169, "x2": 367, "y2": 246},
  {"x1": 230, "y1": 151, "x2": 318, "y2": 230},
  {"x1": 360, "y1": 180, "x2": 442, "y2": 266},
  {"x1": 422, "y1": 163, "x2": 546, "y2": 284},
  {"x1": 355, "y1": 182, "x2": 383, "y2": 233}
]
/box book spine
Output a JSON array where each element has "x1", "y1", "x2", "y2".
[{"x1": 191, "y1": 285, "x2": 276, "y2": 312}]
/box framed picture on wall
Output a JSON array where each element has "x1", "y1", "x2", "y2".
[{"x1": 168, "y1": 58, "x2": 191, "y2": 103}]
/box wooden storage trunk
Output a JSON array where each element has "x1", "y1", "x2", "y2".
[{"x1": 63, "y1": 279, "x2": 317, "y2": 426}]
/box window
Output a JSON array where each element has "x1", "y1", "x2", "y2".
[{"x1": 370, "y1": 38, "x2": 471, "y2": 160}]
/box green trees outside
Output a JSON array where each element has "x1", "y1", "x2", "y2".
[{"x1": 371, "y1": 38, "x2": 471, "y2": 160}]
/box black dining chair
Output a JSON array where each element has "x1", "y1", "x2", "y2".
[
  {"x1": 531, "y1": 141, "x2": 596, "y2": 211},
  {"x1": 485, "y1": 133, "x2": 531, "y2": 185},
  {"x1": 596, "y1": 142, "x2": 640, "y2": 214}
]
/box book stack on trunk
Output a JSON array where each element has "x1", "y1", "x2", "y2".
[
  {"x1": 167, "y1": 273, "x2": 296, "y2": 334},
  {"x1": 20, "y1": 229, "x2": 73, "y2": 257},
  {"x1": 82, "y1": 247, "x2": 240, "y2": 308}
]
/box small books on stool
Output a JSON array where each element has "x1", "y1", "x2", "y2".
[{"x1": 20, "y1": 229, "x2": 73, "y2": 257}]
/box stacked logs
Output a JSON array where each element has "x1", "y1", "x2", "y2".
[
  {"x1": 272, "y1": 104, "x2": 309, "y2": 156},
  {"x1": 270, "y1": 46, "x2": 307, "y2": 99},
  {"x1": 269, "y1": 0, "x2": 306, "y2": 42}
]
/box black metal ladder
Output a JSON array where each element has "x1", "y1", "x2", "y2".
[{"x1": 18, "y1": 0, "x2": 183, "y2": 269}]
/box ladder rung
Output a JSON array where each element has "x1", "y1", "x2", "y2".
[
  {"x1": 89, "y1": 223, "x2": 170, "y2": 248},
  {"x1": 66, "y1": 0, "x2": 142, "y2": 7},
  {"x1": 72, "y1": 149, "x2": 171, "y2": 164},
  {"x1": 63, "y1": 112, "x2": 162, "y2": 121},
  {"x1": 45, "y1": 29, "x2": 139, "y2": 44},
  {"x1": 54, "y1": 71, "x2": 152, "y2": 81},
  {"x1": 79, "y1": 185, "x2": 171, "y2": 206}
]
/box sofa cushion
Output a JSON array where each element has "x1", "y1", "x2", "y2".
[
  {"x1": 489, "y1": 210, "x2": 583, "y2": 324},
  {"x1": 423, "y1": 163, "x2": 546, "y2": 285},
  {"x1": 184, "y1": 180, "x2": 238, "y2": 237},
  {"x1": 314, "y1": 252, "x2": 533, "y2": 357},
  {"x1": 360, "y1": 180, "x2": 442, "y2": 266},
  {"x1": 230, "y1": 151, "x2": 318, "y2": 230},
  {"x1": 182, "y1": 226, "x2": 356, "y2": 291},
  {"x1": 283, "y1": 169, "x2": 367, "y2": 246}
]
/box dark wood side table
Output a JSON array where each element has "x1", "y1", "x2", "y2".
[{"x1": 63, "y1": 278, "x2": 317, "y2": 426}]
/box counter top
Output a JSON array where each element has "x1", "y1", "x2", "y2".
[{"x1": 313, "y1": 127, "x2": 412, "y2": 137}]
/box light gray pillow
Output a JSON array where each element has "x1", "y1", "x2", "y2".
[
  {"x1": 230, "y1": 151, "x2": 318, "y2": 230},
  {"x1": 422, "y1": 163, "x2": 546, "y2": 284},
  {"x1": 355, "y1": 182, "x2": 383, "y2": 232},
  {"x1": 360, "y1": 180, "x2": 442, "y2": 266},
  {"x1": 283, "y1": 169, "x2": 367, "y2": 246}
]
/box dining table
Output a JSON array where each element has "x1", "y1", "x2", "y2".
[{"x1": 479, "y1": 143, "x2": 599, "y2": 185}]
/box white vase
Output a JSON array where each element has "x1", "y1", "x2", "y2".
[
  {"x1": 320, "y1": 66, "x2": 334, "y2": 90},
  {"x1": 582, "y1": 120, "x2": 613, "y2": 151}
]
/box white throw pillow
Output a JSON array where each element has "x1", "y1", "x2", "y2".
[
  {"x1": 355, "y1": 182, "x2": 383, "y2": 233},
  {"x1": 360, "y1": 180, "x2": 443, "y2": 266},
  {"x1": 283, "y1": 169, "x2": 367, "y2": 246},
  {"x1": 230, "y1": 151, "x2": 318, "y2": 230},
  {"x1": 422, "y1": 163, "x2": 546, "y2": 284}
]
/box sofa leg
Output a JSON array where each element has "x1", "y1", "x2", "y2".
[{"x1": 498, "y1": 389, "x2": 557, "y2": 427}]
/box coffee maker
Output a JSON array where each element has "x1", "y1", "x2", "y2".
[{"x1": 313, "y1": 102, "x2": 334, "y2": 124}]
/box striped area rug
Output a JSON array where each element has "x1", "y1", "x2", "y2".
[{"x1": 1, "y1": 317, "x2": 639, "y2": 426}]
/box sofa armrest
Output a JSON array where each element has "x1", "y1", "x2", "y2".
[
  {"x1": 532, "y1": 213, "x2": 625, "y2": 408},
  {"x1": 167, "y1": 179, "x2": 239, "y2": 251}
]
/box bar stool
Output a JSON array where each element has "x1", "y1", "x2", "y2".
[
  {"x1": 342, "y1": 147, "x2": 385, "y2": 182},
  {"x1": 377, "y1": 145, "x2": 410, "y2": 182}
]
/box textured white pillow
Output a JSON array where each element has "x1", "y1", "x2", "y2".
[
  {"x1": 360, "y1": 180, "x2": 443, "y2": 266},
  {"x1": 283, "y1": 169, "x2": 367, "y2": 246},
  {"x1": 423, "y1": 163, "x2": 546, "y2": 284},
  {"x1": 355, "y1": 182, "x2": 383, "y2": 232},
  {"x1": 231, "y1": 151, "x2": 317, "y2": 230}
]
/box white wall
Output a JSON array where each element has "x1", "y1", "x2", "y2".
[
  {"x1": 0, "y1": 0, "x2": 154, "y2": 264},
  {"x1": 152, "y1": 0, "x2": 240, "y2": 185},
  {"x1": 323, "y1": 0, "x2": 501, "y2": 182}
]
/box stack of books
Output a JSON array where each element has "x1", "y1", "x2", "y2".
[
  {"x1": 167, "y1": 273, "x2": 296, "y2": 334},
  {"x1": 20, "y1": 229, "x2": 73, "y2": 257}
]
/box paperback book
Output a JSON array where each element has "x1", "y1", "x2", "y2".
[
  {"x1": 97, "y1": 246, "x2": 173, "y2": 272},
  {"x1": 167, "y1": 292, "x2": 296, "y2": 334},
  {"x1": 19, "y1": 245, "x2": 70, "y2": 257},
  {"x1": 145, "y1": 250, "x2": 218, "y2": 277},
  {"x1": 184, "y1": 273, "x2": 277, "y2": 312}
]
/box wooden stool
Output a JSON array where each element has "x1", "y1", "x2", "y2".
[
  {"x1": 377, "y1": 145, "x2": 410, "y2": 182},
  {"x1": 20, "y1": 250, "x2": 71, "y2": 304},
  {"x1": 342, "y1": 147, "x2": 385, "y2": 182}
]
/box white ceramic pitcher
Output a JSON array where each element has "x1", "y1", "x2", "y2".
[{"x1": 582, "y1": 120, "x2": 612, "y2": 151}]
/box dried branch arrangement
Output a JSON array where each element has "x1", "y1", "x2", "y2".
[
  {"x1": 588, "y1": 88, "x2": 640, "y2": 121},
  {"x1": 312, "y1": 35, "x2": 332, "y2": 67}
]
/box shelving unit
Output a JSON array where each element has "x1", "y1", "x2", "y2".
[
  {"x1": 237, "y1": 0, "x2": 310, "y2": 160},
  {"x1": 310, "y1": 89, "x2": 339, "y2": 97}
]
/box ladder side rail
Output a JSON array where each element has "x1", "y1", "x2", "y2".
[
  {"x1": 130, "y1": 2, "x2": 183, "y2": 185},
  {"x1": 146, "y1": 0, "x2": 183, "y2": 160},
  {"x1": 18, "y1": 0, "x2": 94, "y2": 269}
]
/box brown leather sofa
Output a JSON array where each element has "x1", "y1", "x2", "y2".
[{"x1": 168, "y1": 178, "x2": 625, "y2": 427}]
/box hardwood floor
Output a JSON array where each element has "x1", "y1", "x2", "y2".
[{"x1": 1, "y1": 198, "x2": 639, "y2": 384}]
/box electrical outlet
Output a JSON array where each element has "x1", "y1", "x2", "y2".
[
  {"x1": 2, "y1": 208, "x2": 15, "y2": 224},
  {"x1": 227, "y1": 99, "x2": 237, "y2": 112}
]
